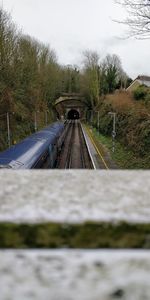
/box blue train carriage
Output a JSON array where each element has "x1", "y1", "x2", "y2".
[{"x1": 0, "y1": 122, "x2": 65, "y2": 169}]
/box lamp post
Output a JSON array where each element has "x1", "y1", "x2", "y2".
[
  {"x1": 0, "y1": 113, "x2": 11, "y2": 148},
  {"x1": 6, "y1": 112, "x2": 11, "y2": 148},
  {"x1": 89, "y1": 110, "x2": 93, "y2": 124},
  {"x1": 96, "y1": 111, "x2": 100, "y2": 132},
  {"x1": 98, "y1": 111, "x2": 100, "y2": 132},
  {"x1": 34, "y1": 111, "x2": 39, "y2": 131},
  {"x1": 108, "y1": 112, "x2": 116, "y2": 153},
  {"x1": 34, "y1": 112, "x2": 37, "y2": 131},
  {"x1": 0, "y1": 112, "x2": 13, "y2": 147},
  {"x1": 45, "y1": 110, "x2": 48, "y2": 126}
]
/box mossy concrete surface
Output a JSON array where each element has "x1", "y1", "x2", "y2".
[{"x1": 0, "y1": 222, "x2": 150, "y2": 249}]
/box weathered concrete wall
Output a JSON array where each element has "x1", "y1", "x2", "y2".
[
  {"x1": 0, "y1": 171, "x2": 150, "y2": 299},
  {"x1": 0, "y1": 170, "x2": 149, "y2": 224},
  {"x1": 0, "y1": 249, "x2": 150, "y2": 300}
]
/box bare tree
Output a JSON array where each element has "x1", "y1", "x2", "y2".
[
  {"x1": 115, "y1": 0, "x2": 150, "y2": 39},
  {"x1": 82, "y1": 50, "x2": 100, "y2": 108},
  {"x1": 82, "y1": 50, "x2": 99, "y2": 70}
]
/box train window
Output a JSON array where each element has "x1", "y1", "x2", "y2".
[
  {"x1": 33, "y1": 151, "x2": 49, "y2": 169},
  {"x1": 48, "y1": 144, "x2": 54, "y2": 168},
  {"x1": 48, "y1": 145, "x2": 52, "y2": 153},
  {"x1": 33, "y1": 142, "x2": 58, "y2": 169},
  {"x1": 40, "y1": 153, "x2": 50, "y2": 169}
]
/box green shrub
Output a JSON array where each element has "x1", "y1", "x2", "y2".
[
  {"x1": 133, "y1": 85, "x2": 148, "y2": 100},
  {"x1": 89, "y1": 92, "x2": 150, "y2": 158},
  {"x1": 145, "y1": 92, "x2": 150, "y2": 104}
]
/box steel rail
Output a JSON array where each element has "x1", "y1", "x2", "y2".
[
  {"x1": 77, "y1": 121, "x2": 87, "y2": 168},
  {"x1": 65, "y1": 121, "x2": 75, "y2": 169},
  {"x1": 80, "y1": 123, "x2": 96, "y2": 169},
  {"x1": 57, "y1": 120, "x2": 96, "y2": 169}
]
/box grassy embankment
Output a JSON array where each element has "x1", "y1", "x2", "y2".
[
  {"x1": 89, "y1": 91, "x2": 150, "y2": 169},
  {"x1": 88, "y1": 126, "x2": 150, "y2": 169}
]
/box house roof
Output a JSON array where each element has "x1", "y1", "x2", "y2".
[
  {"x1": 136, "y1": 75, "x2": 150, "y2": 81},
  {"x1": 127, "y1": 75, "x2": 150, "y2": 90}
]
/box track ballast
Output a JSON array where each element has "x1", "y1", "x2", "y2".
[{"x1": 56, "y1": 120, "x2": 94, "y2": 169}]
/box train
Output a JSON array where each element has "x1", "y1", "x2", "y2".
[{"x1": 0, "y1": 122, "x2": 65, "y2": 169}]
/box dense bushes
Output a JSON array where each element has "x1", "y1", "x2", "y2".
[
  {"x1": 133, "y1": 85, "x2": 150, "y2": 112},
  {"x1": 133, "y1": 85, "x2": 149, "y2": 100},
  {"x1": 90, "y1": 91, "x2": 150, "y2": 158}
]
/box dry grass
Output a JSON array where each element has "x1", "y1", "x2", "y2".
[{"x1": 105, "y1": 91, "x2": 148, "y2": 114}]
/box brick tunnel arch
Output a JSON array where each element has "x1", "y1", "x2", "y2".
[
  {"x1": 67, "y1": 109, "x2": 80, "y2": 120},
  {"x1": 55, "y1": 94, "x2": 86, "y2": 120}
]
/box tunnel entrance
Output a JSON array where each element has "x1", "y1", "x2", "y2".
[{"x1": 67, "y1": 109, "x2": 80, "y2": 120}]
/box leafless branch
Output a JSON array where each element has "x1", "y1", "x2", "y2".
[{"x1": 115, "y1": 0, "x2": 150, "y2": 38}]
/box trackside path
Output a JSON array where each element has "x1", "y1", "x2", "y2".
[{"x1": 84, "y1": 124, "x2": 118, "y2": 169}]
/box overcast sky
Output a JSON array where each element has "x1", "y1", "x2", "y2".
[{"x1": 1, "y1": 0, "x2": 150, "y2": 78}]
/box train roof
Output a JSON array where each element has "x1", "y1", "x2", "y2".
[{"x1": 0, "y1": 122, "x2": 64, "y2": 169}]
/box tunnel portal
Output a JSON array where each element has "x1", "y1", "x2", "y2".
[
  {"x1": 55, "y1": 94, "x2": 86, "y2": 120},
  {"x1": 67, "y1": 109, "x2": 80, "y2": 120}
]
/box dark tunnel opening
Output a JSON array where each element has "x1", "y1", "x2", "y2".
[{"x1": 67, "y1": 109, "x2": 80, "y2": 120}]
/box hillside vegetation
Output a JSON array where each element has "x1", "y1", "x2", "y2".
[
  {"x1": 0, "y1": 7, "x2": 149, "y2": 168},
  {"x1": 90, "y1": 91, "x2": 150, "y2": 168},
  {"x1": 80, "y1": 51, "x2": 150, "y2": 168},
  {"x1": 0, "y1": 8, "x2": 80, "y2": 150}
]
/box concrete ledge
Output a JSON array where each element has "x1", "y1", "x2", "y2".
[
  {"x1": 0, "y1": 170, "x2": 150, "y2": 224},
  {"x1": 0, "y1": 250, "x2": 150, "y2": 300}
]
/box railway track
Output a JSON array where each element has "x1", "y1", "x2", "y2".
[{"x1": 56, "y1": 120, "x2": 94, "y2": 169}]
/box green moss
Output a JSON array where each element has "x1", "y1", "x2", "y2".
[{"x1": 0, "y1": 222, "x2": 150, "y2": 249}]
